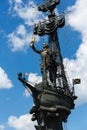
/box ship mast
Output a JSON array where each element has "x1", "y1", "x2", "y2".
[
  {"x1": 34, "y1": 0, "x2": 70, "y2": 94},
  {"x1": 18, "y1": 0, "x2": 79, "y2": 130}
]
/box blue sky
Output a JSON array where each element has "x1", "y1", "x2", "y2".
[{"x1": 0, "y1": 0, "x2": 87, "y2": 130}]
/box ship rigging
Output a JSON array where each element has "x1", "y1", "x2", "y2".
[{"x1": 18, "y1": 1, "x2": 80, "y2": 130}]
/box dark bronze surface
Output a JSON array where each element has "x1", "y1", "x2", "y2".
[{"x1": 18, "y1": 1, "x2": 77, "y2": 130}]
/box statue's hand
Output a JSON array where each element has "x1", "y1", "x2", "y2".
[
  {"x1": 32, "y1": 37, "x2": 36, "y2": 43},
  {"x1": 30, "y1": 37, "x2": 36, "y2": 47}
]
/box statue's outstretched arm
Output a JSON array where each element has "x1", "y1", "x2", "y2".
[{"x1": 30, "y1": 37, "x2": 42, "y2": 54}]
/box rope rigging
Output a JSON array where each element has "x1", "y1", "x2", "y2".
[{"x1": 18, "y1": 1, "x2": 80, "y2": 130}]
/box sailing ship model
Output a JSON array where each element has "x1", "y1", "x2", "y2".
[{"x1": 18, "y1": 0, "x2": 80, "y2": 130}]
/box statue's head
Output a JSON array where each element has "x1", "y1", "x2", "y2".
[{"x1": 43, "y1": 43, "x2": 49, "y2": 48}]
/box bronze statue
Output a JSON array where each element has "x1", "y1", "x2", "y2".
[
  {"x1": 30, "y1": 37, "x2": 57, "y2": 87},
  {"x1": 18, "y1": 0, "x2": 79, "y2": 130}
]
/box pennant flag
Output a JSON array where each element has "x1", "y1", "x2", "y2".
[{"x1": 73, "y1": 78, "x2": 81, "y2": 85}]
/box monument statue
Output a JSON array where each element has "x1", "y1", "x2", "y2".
[
  {"x1": 30, "y1": 37, "x2": 57, "y2": 87},
  {"x1": 18, "y1": 0, "x2": 81, "y2": 130}
]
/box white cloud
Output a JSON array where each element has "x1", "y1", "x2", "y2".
[
  {"x1": 28, "y1": 73, "x2": 42, "y2": 85},
  {"x1": 8, "y1": 24, "x2": 33, "y2": 52},
  {"x1": 65, "y1": 0, "x2": 87, "y2": 105},
  {"x1": 23, "y1": 73, "x2": 42, "y2": 97},
  {"x1": 67, "y1": 0, "x2": 87, "y2": 34},
  {"x1": 9, "y1": 0, "x2": 22, "y2": 4},
  {"x1": 9, "y1": 0, "x2": 44, "y2": 26},
  {"x1": 8, "y1": 0, "x2": 43, "y2": 52},
  {"x1": 7, "y1": 114, "x2": 36, "y2": 130},
  {"x1": 8, "y1": 24, "x2": 40, "y2": 52},
  {"x1": 0, "y1": 67, "x2": 13, "y2": 89},
  {"x1": 0, "y1": 124, "x2": 5, "y2": 130}
]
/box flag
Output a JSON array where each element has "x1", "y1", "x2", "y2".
[{"x1": 73, "y1": 78, "x2": 81, "y2": 85}]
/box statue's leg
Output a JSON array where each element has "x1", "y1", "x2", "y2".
[
  {"x1": 41, "y1": 66, "x2": 47, "y2": 85},
  {"x1": 41, "y1": 57, "x2": 48, "y2": 85},
  {"x1": 49, "y1": 68, "x2": 56, "y2": 87}
]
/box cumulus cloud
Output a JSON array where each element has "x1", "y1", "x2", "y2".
[
  {"x1": 9, "y1": 0, "x2": 44, "y2": 26},
  {"x1": 28, "y1": 73, "x2": 42, "y2": 85},
  {"x1": 0, "y1": 124, "x2": 5, "y2": 130},
  {"x1": 8, "y1": 24, "x2": 33, "y2": 52},
  {"x1": 8, "y1": 0, "x2": 42, "y2": 52},
  {"x1": 65, "y1": 0, "x2": 87, "y2": 105},
  {"x1": 9, "y1": 0, "x2": 22, "y2": 4},
  {"x1": 23, "y1": 73, "x2": 42, "y2": 97},
  {"x1": 0, "y1": 67, "x2": 13, "y2": 89},
  {"x1": 7, "y1": 114, "x2": 36, "y2": 130},
  {"x1": 8, "y1": 24, "x2": 40, "y2": 52}
]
